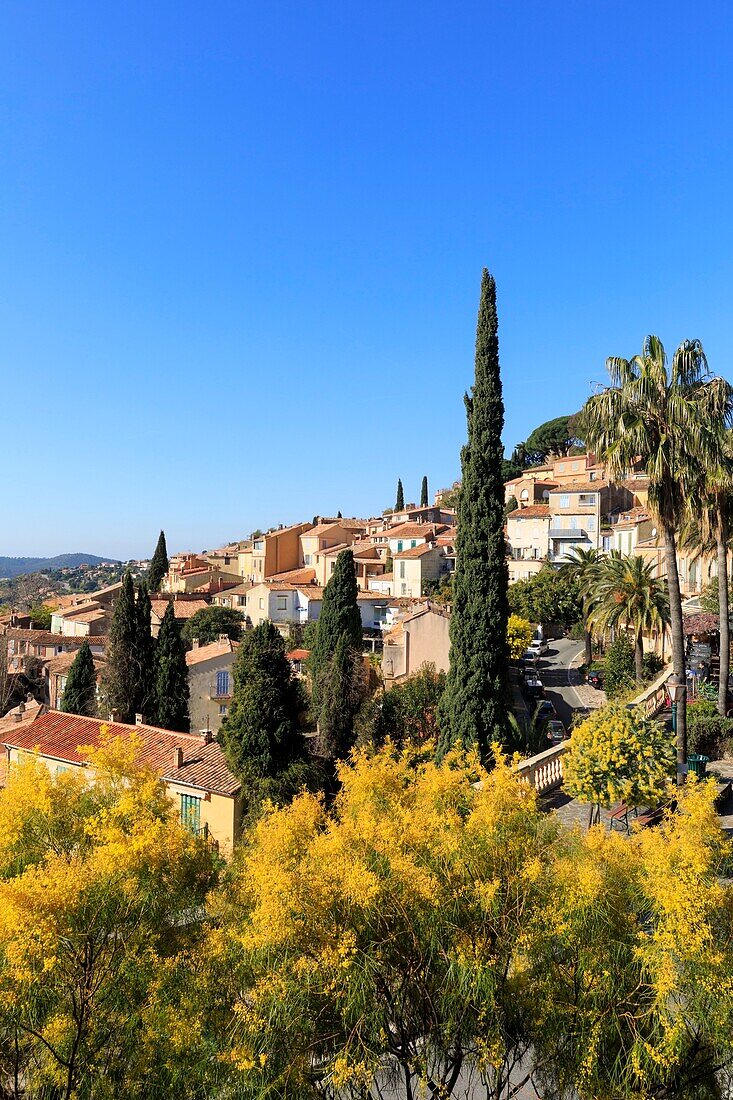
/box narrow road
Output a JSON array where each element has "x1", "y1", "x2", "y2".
[{"x1": 532, "y1": 637, "x2": 604, "y2": 729}]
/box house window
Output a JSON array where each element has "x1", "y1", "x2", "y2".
[
  {"x1": 589, "y1": 471, "x2": 596, "y2": 481},
  {"x1": 180, "y1": 794, "x2": 202, "y2": 835},
  {"x1": 587, "y1": 516, "x2": 596, "y2": 532},
  {"x1": 397, "y1": 541, "x2": 403, "y2": 552},
  {"x1": 569, "y1": 516, "x2": 578, "y2": 529},
  {"x1": 259, "y1": 598, "x2": 265, "y2": 610},
  {"x1": 399, "y1": 561, "x2": 406, "y2": 579},
  {"x1": 559, "y1": 495, "x2": 569, "y2": 509},
  {"x1": 578, "y1": 494, "x2": 597, "y2": 505},
  {"x1": 602, "y1": 536, "x2": 612, "y2": 551},
  {"x1": 216, "y1": 670, "x2": 230, "y2": 697},
  {"x1": 219, "y1": 704, "x2": 228, "y2": 716},
  {"x1": 410, "y1": 540, "x2": 417, "y2": 548},
  {"x1": 275, "y1": 596, "x2": 287, "y2": 611}
]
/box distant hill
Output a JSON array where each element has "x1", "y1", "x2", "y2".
[{"x1": 0, "y1": 554, "x2": 120, "y2": 579}]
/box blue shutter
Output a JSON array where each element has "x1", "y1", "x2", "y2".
[{"x1": 216, "y1": 670, "x2": 230, "y2": 696}]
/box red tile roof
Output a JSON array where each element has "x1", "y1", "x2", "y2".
[
  {"x1": 507, "y1": 505, "x2": 550, "y2": 519},
  {"x1": 2, "y1": 711, "x2": 241, "y2": 796},
  {"x1": 151, "y1": 599, "x2": 210, "y2": 621},
  {"x1": 185, "y1": 638, "x2": 238, "y2": 667},
  {"x1": 387, "y1": 523, "x2": 451, "y2": 539},
  {"x1": 393, "y1": 543, "x2": 442, "y2": 559},
  {"x1": 548, "y1": 481, "x2": 608, "y2": 493},
  {"x1": 287, "y1": 648, "x2": 310, "y2": 661}
]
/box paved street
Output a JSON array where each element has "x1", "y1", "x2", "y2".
[{"x1": 528, "y1": 636, "x2": 605, "y2": 730}]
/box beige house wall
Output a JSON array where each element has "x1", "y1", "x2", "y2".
[{"x1": 382, "y1": 609, "x2": 451, "y2": 682}]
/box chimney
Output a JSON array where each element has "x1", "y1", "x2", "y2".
[
  {"x1": 135, "y1": 713, "x2": 144, "y2": 726},
  {"x1": 173, "y1": 746, "x2": 183, "y2": 768},
  {"x1": 13, "y1": 712, "x2": 21, "y2": 723},
  {"x1": 201, "y1": 729, "x2": 214, "y2": 744},
  {"x1": 192, "y1": 638, "x2": 200, "y2": 650},
  {"x1": 217, "y1": 633, "x2": 228, "y2": 644}
]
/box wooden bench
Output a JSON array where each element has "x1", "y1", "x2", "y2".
[{"x1": 609, "y1": 804, "x2": 636, "y2": 834}]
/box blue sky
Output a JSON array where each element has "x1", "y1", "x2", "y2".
[{"x1": 3, "y1": 2, "x2": 732, "y2": 559}]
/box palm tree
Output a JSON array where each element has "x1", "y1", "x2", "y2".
[
  {"x1": 681, "y1": 437, "x2": 733, "y2": 716},
  {"x1": 589, "y1": 553, "x2": 670, "y2": 681},
  {"x1": 558, "y1": 546, "x2": 603, "y2": 667},
  {"x1": 579, "y1": 336, "x2": 732, "y2": 781}
]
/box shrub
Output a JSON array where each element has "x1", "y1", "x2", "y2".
[
  {"x1": 604, "y1": 634, "x2": 636, "y2": 698},
  {"x1": 564, "y1": 702, "x2": 675, "y2": 812},
  {"x1": 642, "y1": 652, "x2": 664, "y2": 680},
  {"x1": 687, "y1": 715, "x2": 733, "y2": 760}
]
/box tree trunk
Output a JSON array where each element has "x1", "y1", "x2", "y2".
[
  {"x1": 717, "y1": 508, "x2": 730, "y2": 718},
  {"x1": 584, "y1": 628, "x2": 592, "y2": 667},
  {"x1": 635, "y1": 632, "x2": 644, "y2": 683},
  {"x1": 663, "y1": 528, "x2": 687, "y2": 785}
]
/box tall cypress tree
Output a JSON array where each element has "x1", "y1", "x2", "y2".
[
  {"x1": 60, "y1": 640, "x2": 98, "y2": 717},
  {"x1": 220, "y1": 621, "x2": 303, "y2": 781},
  {"x1": 100, "y1": 573, "x2": 138, "y2": 723},
  {"x1": 395, "y1": 479, "x2": 404, "y2": 511},
  {"x1": 147, "y1": 531, "x2": 169, "y2": 593},
  {"x1": 437, "y1": 269, "x2": 509, "y2": 760},
  {"x1": 134, "y1": 583, "x2": 156, "y2": 719},
  {"x1": 152, "y1": 602, "x2": 190, "y2": 733},
  {"x1": 421, "y1": 475, "x2": 429, "y2": 507},
  {"x1": 317, "y1": 632, "x2": 364, "y2": 760},
  {"x1": 309, "y1": 549, "x2": 362, "y2": 713}
]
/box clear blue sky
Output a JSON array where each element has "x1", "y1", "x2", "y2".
[{"x1": 3, "y1": 2, "x2": 732, "y2": 559}]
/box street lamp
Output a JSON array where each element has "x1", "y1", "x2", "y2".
[{"x1": 667, "y1": 674, "x2": 687, "y2": 782}]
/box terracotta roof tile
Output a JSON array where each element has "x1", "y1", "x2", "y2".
[
  {"x1": 151, "y1": 599, "x2": 210, "y2": 620},
  {"x1": 393, "y1": 544, "x2": 442, "y2": 559},
  {"x1": 287, "y1": 648, "x2": 310, "y2": 661},
  {"x1": 548, "y1": 481, "x2": 608, "y2": 493},
  {"x1": 2, "y1": 711, "x2": 241, "y2": 796},
  {"x1": 507, "y1": 505, "x2": 550, "y2": 519},
  {"x1": 185, "y1": 639, "x2": 238, "y2": 667}
]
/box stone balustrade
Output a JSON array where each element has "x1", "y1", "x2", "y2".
[{"x1": 514, "y1": 742, "x2": 569, "y2": 794}]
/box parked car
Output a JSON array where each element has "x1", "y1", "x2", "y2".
[
  {"x1": 546, "y1": 718, "x2": 567, "y2": 745},
  {"x1": 523, "y1": 675, "x2": 545, "y2": 701},
  {"x1": 587, "y1": 669, "x2": 604, "y2": 689},
  {"x1": 526, "y1": 640, "x2": 549, "y2": 658},
  {"x1": 534, "y1": 699, "x2": 557, "y2": 723}
]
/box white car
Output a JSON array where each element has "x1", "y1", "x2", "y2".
[{"x1": 526, "y1": 641, "x2": 549, "y2": 659}]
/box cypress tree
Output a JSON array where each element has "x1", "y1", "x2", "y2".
[
  {"x1": 421, "y1": 475, "x2": 429, "y2": 507},
  {"x1": 220, "y1": 621, "x2": 303, "y2": 780},
  {"x1": 152, "y1": 602, "x2": 190, "y2": 733},
  {"x1": 134, "y1": 583, "x2": 156, "y2": 719},
  {"x1": 100, "y1": 573, "x2": 138, "y2": 723},
  {"x1": 317, "y1": 633, "x2": 365, "y2": 760},
  {"x1": 395, "y1": 479, "x2": 404, "y2": 511},
  {"x1": 337, "y1": 510, "x2": 343, "y2": 519},
  {"x1": 147, "y1": 530, "x2": 169, "y2": 593},
  {"x1": 60, "y1": 640, "x2": 98, "y2": 717},
  {"x1": 309, "y1": 550, "x2": 362, "y2": 706},
  {"x1": 437, "y1": 269, "x2": 510, "y2": 760}
]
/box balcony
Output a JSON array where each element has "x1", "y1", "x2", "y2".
[{"x1": 548, "y1": 528, "x2": 587, "y2": 540}]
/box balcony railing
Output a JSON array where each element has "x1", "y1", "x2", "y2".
[{"x1": 548, "y1": 528, "x2": 587, "y2": 539}]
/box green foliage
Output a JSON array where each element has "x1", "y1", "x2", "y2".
[
  {"x1": 152, "y1": 602, "x2": 190, "y2": 732},
  {"x1": 604, "y1": 633, "x2": 636, "y2": 698},
  {"x1": 642, "y1": 651, "x2": 665, "y2": 680},
  {"x1": 437, "y1": 270, "x2": 510, "y2": 759},
  {"x1": 100, "y1": 572, "x2": 138, "y2": 723},
  {"x1": 181, "y1": 605, "x2": 245, "y2": 646},
  {"x1": 27, "y1": 603, "x2": 54, "y2": 629},
  {"x1": 395, "y1": 478, "x2": 404, "y2": 510},
  {"x1": 420, "y1": 475, "x2": 428, "y2": 507},
  {"x1": 364, "y1": 664, "x2": 446, "y2": 748},
  {"x1": 504, "y1": 494, "x2": 518, "y2": 515},
  {"x1": 59, "y1": 640, "x2": 98, "y2": 717},
  {"x1": 700, "y1": 575, "x2": 733, "y2": 615},
  {"x1": 523, "y1": 414, "x2": 581, "y2": 463},
  {"x1": 589, "y1": 553, "x2": 669, "y2": 679},
  {"x1": 309, "y1": 549, "x2": 362, "y2": 714},
  {"x1": 316, "y1": 633, "x2": 366, "y2": 760},
  {"x1": 134, "y1": 582, "x2": 156, "y2": 718},
  {"x1": 147, "y1": 530, "x2": 169, "y2": 592},
  {"x1": 508, "y1": 566, "x2": 581, "y2": 625},
  {"x1": 564, "y1": 702, "x2": 675, "y2": 810},
  {"x1": 687, "y1": 714, "x2": 733, "y2": 759},
  {"x1": 219, "y1": 622, "x2": 310, "y2": 805}
]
